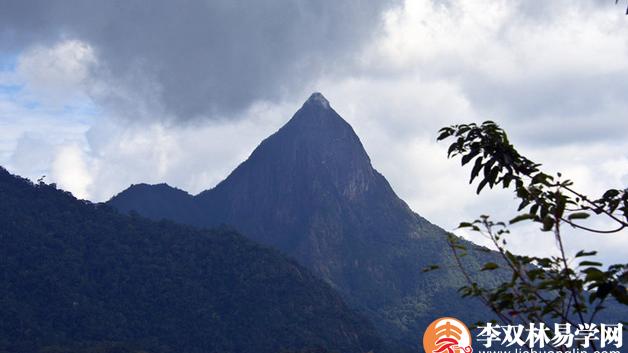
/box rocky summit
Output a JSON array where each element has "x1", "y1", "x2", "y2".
[{"x1": 109, "y1": 93, "x2": 503, "y2": 349}]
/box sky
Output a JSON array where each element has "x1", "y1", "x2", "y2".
[{"x1": 1, "y1": 0, "x2": 627, "y2": 264}]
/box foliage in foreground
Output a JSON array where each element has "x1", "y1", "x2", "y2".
[{"x1": 436, "y1": 121, "x2": 627, "y2": 350}]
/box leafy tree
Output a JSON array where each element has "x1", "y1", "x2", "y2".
[{"x1": 436, "y1": 121, "x2": 627, "y2": 350}]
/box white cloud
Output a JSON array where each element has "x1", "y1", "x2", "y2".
[
  {"x1": 312, "y1": 0, "x2": 628, "y2": 264},
  {"x1": 8, "y1": 133, "x2": 53, "y2": 179},
  {"x1": 0, "y1": 1, "x2": 626, "y2": 265},
  {"x1": 74, "y1": 100, "x2": 293, "y2": 201},
  {"x1": 51, "y1": 144, "x2": 92, "y2": 199},
  {"x1": 0, "y1": 111, "x2": 90, "y2": 183},
  {"x1": 16, "y1": 39, "x2": 96, "y2": 107},
  {"x1": 367, "y1": 0, "x2": 628, "y2": 78}
]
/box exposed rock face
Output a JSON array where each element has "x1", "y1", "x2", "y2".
[{"x1": 109, "y1": 93, "x2": 502, "y2": 349}]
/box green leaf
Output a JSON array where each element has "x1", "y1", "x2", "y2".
[
  {"x1": 476, "y1": 178, "x2": 489, "y2": 194},
  {"x1": 437, "y1": 130, "x2": 451, "y2": 141},
  {"x1": 575, "y1": 250, "x2": 597, "y2": 258},
  {"x1": 481, "y1": 262, "x2": 499, "y2": 271},
  {"x1": 611, "y1": 285, "x2": 628, "y2": 305},
  {"x1": 461, "y1": 149, "x2": 479, "y2": 166},
  {"x1": 583, "y1": 268, "x2": 605, "y2": 282},
  {"x1": 509, "y1": 213, "x2": 534, "y2": 224},
  {"x1": 447, "y1": 143, "x2": 458, "y2": 157},
  {"x1": 568, "y1": 212, "x2": 590, "y2": 220},
  {"x1": 483, "y1": 157, "x2": 496, "y2": 179},
  {"x1": 501, "y1": 173, "x2": 513, "y2": 188},
  {"x1": 541, "y1": 216, "x2": 554, "y2": 231},
  {"x1": 579, "y1": 261, "x2": 603, "y2": 267},
  {"x1": 529, "y1": 204, "x2": 539, "y2": 216},
  {"x1": 603, "y1": 189, "x2": 620, "y2": 199},
  {"x1": 517, "y1": 199, "x2": 530, "y2": 211},
  {"x1": 470, "y1": 157, "x2": 483, "y2": 184},
  {"x1": 488, "y1": 166, "x2": 500, "y2": 187}
]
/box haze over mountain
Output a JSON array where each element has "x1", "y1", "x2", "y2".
[
  {"x1": 110, "y1": 93, "x2": 503, "y2": 348},
  {"x1": 0, "y1": 166, "x2": 382, "y2": 353}
]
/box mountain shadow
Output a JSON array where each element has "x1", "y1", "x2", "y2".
[
  {"x1": 108, "y1": 93, "x2": 509, "y2": 348},
  {"x1": 0, "y1": 167, "x2": 382, "y2": 353}
]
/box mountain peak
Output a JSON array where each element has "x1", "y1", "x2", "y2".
[
  {"x1": 304, "y1": 92, "x2": 330, "y2": 109},
  {"x1": 288, "y1": 92, "x2": 348, "y2": 131},
  {"x1": 107, "y1": 92, "x2": 521, "y2": 350}
]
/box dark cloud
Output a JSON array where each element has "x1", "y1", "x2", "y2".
[{"x1": 0, "y1": 0, "x2": 399, "y2": 121}]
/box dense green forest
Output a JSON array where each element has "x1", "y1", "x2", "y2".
[
  {"x1": 0, "y1": 167, "x2": 381, "y2": 353},
  {"x1": 109, "y1": 94, "x2": 506, "y2": 349},
  {"x1": 110, "y1": 94, "x2": 628, "y2": 351}
]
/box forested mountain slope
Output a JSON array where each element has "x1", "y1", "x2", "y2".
[
  {"x1": 109, "y1": 93, "x2": 503, "y2": 348},
  {"x1": 0, "y1": 167, "x2": 382, "y2": 353}
]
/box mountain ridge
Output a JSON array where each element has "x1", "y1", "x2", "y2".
[
  {"x1": 108, "y1": 93, "x2": 504, "y2": 348},
  {"x1": 0, "y1": 166, "x2": 382, "y2": 353}
]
